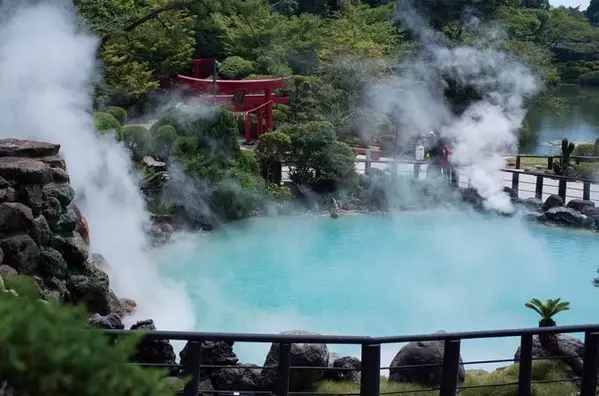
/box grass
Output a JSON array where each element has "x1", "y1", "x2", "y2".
[
  {"x1": 505, "y1": 156, "x2": 552, "y2": 170},
  {"x1": 311, "y1": 361, "x2": 578, "y2": 396}
]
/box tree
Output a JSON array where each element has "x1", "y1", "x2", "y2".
[
  {"x1": 257, "y1": 132, "x2": 292, "y2": 184},
  {"x1": 586, "y1": 0, "x2": 599, "y2": 26},
  {"x1": 525, "y1": 298, "x2": 570, "y2": 351},
  {"x1": 0, "y1": 295, "x2": 174, "y2": 396}
]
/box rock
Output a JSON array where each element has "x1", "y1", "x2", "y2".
[
  {"x1": 39, "y1": 247, "x2": 68, "y2": 279},
  {"x1": 0, "y1": 139, "x2": 59, "y2": 158},
  {"x1": 543, "y1": 207, "x2": 590, "y2": 228},
  {"x1": 389, "y1": 331, "x2": 465, "y2": 387},
  {"x1": 323, "y1": 356, "x2": 361, "y2": 383},
  {"x1": 17, "y1": 185, "x2": 43, "y2": 216},
  {"x1": 542, "y1": 194, "x2": 564, "y2": 212},
  {"x1": 522, "y1": 197, "x2": 543, "y2": 212},
  {"x1": 142, "y1": 156, "x2": 167, "y2": 171},
  {"x1": 523, "y1": 212, "x2": 544, "y2": 223},
  {"x1": 180, "y1": 341, "x2": 239, "y2": 376},
  {"x1": 259, "y1": 330, "x2": 329, "y2": 391},
  {"x1": 89, "y1": 313, "x2": 124, "y2": 330},
  {"x1": 51, "y1": 168, "x2": 70, "y2": 183},
  {"x1": 582, "y1": 206, "x2": 599, "y2": 217},
  {"x1": 50, "y1": 233, "x2": 89, "y2": 267},
  {"x1": 0, "y1": 157, "x2": 53, "y2": 185},
  {"x1": 71, "y1": 205, "x2": 90, "y2": 244},
  {"x1": 210, "y1": 364, "x2": 261, "y2": 391},
  {"x1": 0, "y1": 247, "x2": 3, "y2": 264},
  {"x1": 0, "y1": 177, "x2": 8, "y2": 188},
  {"x1": 0, "y1": 187, "x2": 18, "y2": 203},
  {"x1": 52, "y1": 209, "x2": 77, "y2": 234},
  {"x1": 120, "y1": 298, "x2": 137, "y2": 314},
  {"x1": 39, "y1": 155, "x2": 66, "y2": 170},
  {"x1": 0, "y1": 265, "x2": 17, "y2": 278},
  {"x1": 67, "y1": 263, "x2": 110, "y2": 314},
  {"x1": 42, "y1": 183, "x2": 75, "y2": 208},
  {"x1": 567, "y1": 199, "x2": 595, "y2": 213},
  {"x1": 45, "y1": 277, "x2": 69, "y2": 303},
  {"x1": 514, "y1": 334, "x2": 584, "y2": 361},
  {"x1": 30, "y1": 215, "x2": 51, "y2": 246},
  {"x1": 503, "y1": 187, "x2": 518, "y2": 199},
  {"x1": 42, "y1": 197, "x2": 62, "y2": 222},
  {"x1": 130, "y1": 319, "x2": 176, "y2": 365},
  {"x1": 461, "y1": 188, "x2": 484, "y2": 211},
  {"x1": 0, "y1": 202, "x2": 34, "y2": 233},
  {"x1": 0, "y1": 234, "x2": 39, "y2": 274}
]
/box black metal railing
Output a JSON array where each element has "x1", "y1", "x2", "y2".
[
  {"x1": 508, "y1": 154, "x2": 599, "y2": 171},
  {"x1": 107, "y1": 323, "x2": 599, "y2": 396}
]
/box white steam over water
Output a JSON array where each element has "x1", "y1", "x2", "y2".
[
  {"x1": 367, "y1": 0, "x2": 540, "y2": 212},
  {"x1": 0, "y1": 0, "x2": 194, "y2": 330}
]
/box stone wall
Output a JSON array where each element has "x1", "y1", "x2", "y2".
[{"x1": 0, "y1": 138, "x2": 119, "y2": 316}]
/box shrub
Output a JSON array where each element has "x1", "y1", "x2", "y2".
[
  {"x1": 266, "y1": 183, "x2": 293, "y2": 201},
  {"x1": 0, "y1": 295, "x2": 175, "y2": 396},
  {"x1": 573, "y1": 143, "x2": 598, "y2": 157},
  {"x1": 104, "y1": 106, "x2": 128, "y2": 124},
  {"x1": 219, "y1": 56, "x2": 256, "y2": 79},
  {"x1": 575, "y1": 163, "x2": 599, "y2": 180},
  {"x1": 580, "y1": 71, "x2": 599, "y2": 85},
  {"x1": 93, "y1": 112, "x2": 124, "y2": 140},
  {"x1": 3, "y1": 275, "x2": 39, "y2": 300},
  {"x1": 152, "y1": 125, "x2": 178, "y2": 160},
  {"x1": 123, "y1": 125, "x2": 152, "y2": 161},
  {"x1": 561, "y1": 66, "x2": 591, "y2": 81},
  {"x1": 584, "y1": 61, "x2": 598, "y2": 70},
  {"x1": 239, "y1": 150, "x2": 260, "y2": 174}
]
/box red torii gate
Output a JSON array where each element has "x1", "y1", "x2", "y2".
[{"x1": 177, "y1": 58, "x2": 289, "y2": 144}]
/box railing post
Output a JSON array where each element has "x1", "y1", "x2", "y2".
[
  {"x1": 414, "y1": 163, "x2": 421, "y2": 179},
  {"x1": 276, "y1": 343, "x2": 291, "y2": 396},
  {"x1": 547, "y1": 156, "x2": 553, "y2": 170},
  {"x1": 558, "y1": 179, "x2": 566, "y2": 201},
  {"x1": 182, "y1": 341, "x2": 203, "y2": 396},
  {"x1": 580, "y1": 332, "x2": 599, "y2": 396},
  {"x1": 535, "y1": 175, "x2": 543, "y2": 200},
  {"x1": 516, "y1": 155, "x2": 521, "y2": 169},
  {"x1": 512, "y1": 172, "x2": 520, "y2": 196},
  {"x1": 584, "y1": 181, "x2": 591, "y2": 201},
  {"x1": 517, "y1": 334, "x2": 533, "y2": 396},
  {"x1": 365, "y1": 150, "x2": 372, "y2": 174},
  {"x1": 439, "y1": 339, "x2": 461, "y2": 396},
  {"x1": 360, "y1": 344, "x2": 380, "y2": 396}
]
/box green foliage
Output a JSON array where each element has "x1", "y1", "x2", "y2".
[
  {"x1": 93, "y1": 112, "x2": 124, "y2": 140},
  {"x1": 0, "y1": 296, "x2": 174, "y2": 396},
  {"x1": 580, "y1": 71, "x2": 599, "y2": 85},
  {"x1": 552, "y1": 138, "x2": 576, "y2": 175},
  {"x1": 574, "y1": 162, "x2": 599, "y2": 180},
  {"x1": 3, "y1": 275, "x2": 39, "y2": 300},
  {"x1": 220, "y1": 56, "x2": 256, "y2": 79},
  {"x1": 104, "y1": 106, "x2": 128, "y2": 124},
  {"x1": 123, "y1": 125, "x2": 152, "y2": 161},
  {"x1": 573, "y1": 142, "x2": 599, "y2": 156},
  {"x1": 239, "y1": 150, "x2": 260, "y2": 174},
  {"x1": 152, "y1": 125, "x2": 178, "y2": 160},
  {"x1": 257, "y1": 131, "x2": 292, "y2": 161},
  {"x1": 266, "y1": 183, "x2": 293, "y2": 201},
  {"x1": 525, "y1": 298, "x2": 570, "y2": 322}
]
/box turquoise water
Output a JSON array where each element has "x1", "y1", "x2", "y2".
[{"x1": 159, "y1": 212, "x2": 599, "y2": 370}]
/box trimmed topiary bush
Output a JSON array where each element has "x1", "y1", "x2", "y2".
[
  {"x1": 93, "y1": 112, "x2": 124, "y2": 140},
  {"x1": 152, "y1": 125, "x2": 178, "y2": 160},
  {"x1": 580, "y1": 71, "x2": 599, "y2": 86},
  {"x1": 123, "y1": 125, "x2": 152, "y2": 161},
  {"x1": 104, "y1": 106, "x2": 128, "y2": 124},
  {"x1": 220, "y1": 56, "x2": 256, "y2": 79}
]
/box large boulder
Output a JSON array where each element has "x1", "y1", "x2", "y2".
[
  {"x1": 30, "y1": 215, "x2": 51, "y2": 246},
  {"x1": 0, "y1": 234, "x2": 39, "y2": 274},
  {"x1": 323, "y1": 356, "x2": 361, "y2": 383},
  {"x1": 180, "y1": 340, "x2": 239, "y2": 377},
  {"x1": 567, "y1": 199, "x2": 595, "y2": 213},
  {"x1": 50, "y1": 232, "x2": 89, "y2": 267},
  {"x1": 210, "y1": 364, "x2": 261, "y2": 391},
  {"x1": 0, "y1": 139, "x2": 59, "y2": 158},
  {"x1": 542, "y1": 207, "x2": 591, "y2": 228},
  {"x1": 67, "y1": 261, "x2": 110, "y2": 314},
  {"x1": 259, "y1": 330, "x2": 329, "y2": 391},
  {"x1": 389, "y1": 331, "x2": 465, "y2": 387},
  {"x1": 89, "y1": 313, "x2": 125, "y2": 330},
  {"x1": 542, "y1": 194, "x2": 564, "y2": 212},
  {"x1": 17, "y1": 185, "x2": 43, "y2": 216},
  {"x1": 0, "y1": 157, "x2": 54, "y2": 185},
  {"x1": 38, "y1": 247, "x2": 68, "y2": 279},
  {"x1": 129, "y1": 319, "x2": 176, "y2": 365},
  {"x1": 0, "y1": 202, "x2": 33, "y2": 233},
  {"x1": 514, "y1": 334, "x2": 583, "y2": 361},
  {"x1": 42, "y1": 183, "x2": 75, "y2": 208},
  {"x1": 521, "y1": 197, "x2": 543, "y2": 212}
]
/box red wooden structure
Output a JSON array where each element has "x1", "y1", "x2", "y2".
[{"x1": 177, "y1": 58, "x2": 289, "y2": 144}]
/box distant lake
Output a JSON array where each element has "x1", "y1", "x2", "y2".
[{"x1": 523, "y1": 85, "x2": 599, "y2": 155}]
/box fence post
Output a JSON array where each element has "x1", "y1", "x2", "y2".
[
  {"x1": 581, "y1": 332, "x2": 599, "y2": 396},
  {"x1": 182, "y1": 342, "x2": 203, "y2": 396},
  {"x1": 547, "y1": 156, "x2": 553, "y2": 170},
  {"x1": 439, "y1": 339, "x2": 461, "y2": 396},
  {"x1": 516, "y1": 155, "x2": 521, "y2": 170},
  {"x1": 276, "y1": 343, "x2": 291, "y2": 396},
  {"x1": 535, "y1": 175, "x2": 543, "y2": 200},
  {"x1": 360, "y1": 344, "x2": 381, "y2": 396},
  {"x1": 511, "y1": 172, "x2": 520, "y2": 196},
  {"x1": 583, "y1": 181, "x2": 591, "y2": 201},
  {"x1": 365, "y1": 150, "x2": 372, "y2": 174},
  {"x1": 558, "y1": 179, "x2": 566, "y2": 201},
  {"x1": 414, "y1": 163, "x2": 421, "y2": 179},
  {"x1": 518, "y1": 334, "x2": 533, "y2": 396}
]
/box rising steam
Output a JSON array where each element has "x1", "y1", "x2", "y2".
[
  {"x1": 366, "y1": 0, "x2": 540, "y2": 212},
  {"x1": 0, "y1": 0, "x2": 195, "y2": 329}
]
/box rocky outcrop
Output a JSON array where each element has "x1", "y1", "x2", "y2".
[
  {"x1": 523, "y1": 195, "x2": 599, "y2": 230},
  {"x1": 323, "y1": 356, "x2": 361, "y2": 383},
  {"x1": 129, "y1": 319, "x2": 177, "y2": 366},
  {"x1": 389, "y1": 330, "x2": 466, "y2": 387},
  {"x1": 0, "y1": 139, "x2": 119, "y2": 316},
  {"x1": 259, "y1": 330, "x2": 329, "y2": 391},
  {"x1": 541, "y1": 194, "x2": 563, "y2": 212}
]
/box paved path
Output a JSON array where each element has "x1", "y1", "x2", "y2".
[{"x1": 283, "y1": 156, "x2": 599, "y2": 205}]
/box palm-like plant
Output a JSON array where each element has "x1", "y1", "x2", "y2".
[{"x1": 525, "y1": 298, "x2": 570, "y2": 352}]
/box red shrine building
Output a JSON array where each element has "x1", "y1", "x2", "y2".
[{"x1": 176, "y1": 58, "x2": 289, "y2": 144}]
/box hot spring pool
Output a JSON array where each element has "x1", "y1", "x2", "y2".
[{"x1": 158, "y1": 211, "x2": 599, "y2": 370}]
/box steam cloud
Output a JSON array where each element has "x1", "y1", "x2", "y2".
[
  {"x1": 0, "y1": 0, "x2": 195, "y2": 330},
  {"x1": 366, "y1": 0, "x2": 540, "y2": 213}
]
